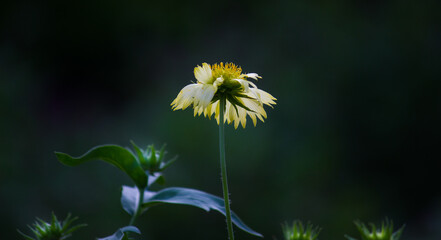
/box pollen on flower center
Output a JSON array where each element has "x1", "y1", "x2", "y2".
[{"x1": 212, "y1": 62, "x2": 242, "y2": 80}]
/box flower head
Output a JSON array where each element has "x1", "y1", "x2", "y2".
[{"x1": 171, "y1": 62, "x2": 276, "y2": 128}]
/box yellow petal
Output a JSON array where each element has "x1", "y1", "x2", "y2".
[
  {"x1": 204, "y1": 103, "x2": 212, "y2": 118},
  {"x1": 248, "y1": 112, "x2": 257, "y2": 126},
  {"x1": 238, "y1": 107, "x2": 247, "y2": 128}
]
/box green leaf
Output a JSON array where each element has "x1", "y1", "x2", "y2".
[
  {"x1": 148, "y1": 172, "x2": 165, "y2": 187},
  {"x1": 55, "y1": 145, "x2": 147, "y2": 189},
  {"x1": 97, "y1": 226, "x2": 140, "y2": 240},
  {"x1": 120, "y1": 186, "x2": 263, "y2": 237},
  {"x1": 130, "y1": 141, "x2": 145, "y2": 167},
  {"x1": 121, "y1": 186, "x2": 156, "y2": 216}
]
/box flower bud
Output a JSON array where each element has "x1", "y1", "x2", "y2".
[
  {"x1": 345, "y1": 218, "x2": 405, "y2": 240},
  {"x1": 18, "y1": 213, "x2": 86, "y2": 240},
  {"x1": 131, "y1": 141, "x2": 177, "y2": 173},
  {"x1": 282, "y1": 221, "x2": 320, "y2": 240}
]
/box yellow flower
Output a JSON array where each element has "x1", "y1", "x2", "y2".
[{"x1": 171, "y1": 62, "x2": 276, "y2": 128}]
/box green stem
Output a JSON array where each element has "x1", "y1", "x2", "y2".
[
  {"x1": 219, "y1": 97, "x2": 234, "y2": 240},
  {"x1": 129, "y1": 186, "x2": 145, "y2": 226}
]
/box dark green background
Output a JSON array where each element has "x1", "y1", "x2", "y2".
[{"x1": 1, "y1": 1, "x2": 440, "y2": 239}]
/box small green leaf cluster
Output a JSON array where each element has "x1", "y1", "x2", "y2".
[
  {"x1": 345, "y1": 219, "x2": 405, "y2": 240},
  {"x1": 18, "y1": 213, "x2": 86, "y2": 240},
  {"x1": 282, "y1": 221, "x2": 320, "y2": 240},
  {"x1": 130, "y1": 141, "x2": 176, "y2": 173}
]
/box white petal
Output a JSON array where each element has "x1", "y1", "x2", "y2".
[
  {"x1": 244, "y1": 73, "x2": 261, "y2": 80},
  {"x1": 232, "y1": 79, "x2": 250, "y2": 92},
  {"x1": 242, "y1": 97, "x2": 267, "y2": 119},
  {"x1": 247, "y1": 87, "x2": 262, "y2": 104},
  {"x1": 192, "y1": 84, "x2": 216, "y2": 108},
  {"x1": 227, "y1": 102, "x2": 236, "y2": 124},
  {"x1": 171, "y1": 84, "x2": 201, "y2": 110},
  {"x1": 237, "y1": 107, "x2": 247, "y2": 128},
  {"x1": 213, "y1": 76, "x2": 224, "y2": 87},
  {"x1": 215, "y1": 102, "x2": 220, "y2": 124},
  {"x1": 194, "y1": 63, "x2": 212, "y2": 84},
  {"x1": 254, "y1": 88, "x2": 277, "y2": 106}
]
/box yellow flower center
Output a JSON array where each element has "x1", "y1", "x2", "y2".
[{"x1": 212, "y1": 62, "x2": 242, "y2": 81}]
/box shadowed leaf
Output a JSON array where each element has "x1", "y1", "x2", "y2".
[
  {"x1": 121, "y1": 186, "x2": 262, "y2": 237},
  {"x1": 55, "y1": 145, "x2": 147, "y2": 189},
  {"x1": 97, "y1": 226, "x2": 140, "y2": 240}
]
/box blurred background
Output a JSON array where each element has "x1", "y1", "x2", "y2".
[{"x1": 1, "y1": 0, "x2": 440, "y2": 239}]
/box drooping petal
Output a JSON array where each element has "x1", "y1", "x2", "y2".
[
  {"x1": 235, "y1": 106, "x2": 248, "y2": 129},
  {"x1": 242, "y1": 97, "x2": 267, "y2": 119},
  {"x1": 252, "y1": 88, "x2": 277, "y2": 106},
  {"x1": 248, "y1": 112, "x2": 258, "y2": 126},
  {"x1": 204, "y1": 102, "x2": 213, "y2": 118},
  {"x1": 227, "y1": 101, "x2": 236, "y2": 124},
  {"x1": 171, "y1": 84, "x2": 202, "y2": 110},
  {"x1": 206, "y1": 100, "x2": 219, "y2": 119},
  {"x1": 194, "y1": 105, "x2": 205, "y2": 116},
  {"x1": 215, "y1": 101, "x2": 220, "y2": 124},
  {"x1": 247, "y1": 86, "x2": 262, "y2": 104},
  {"x1": 222, "y1": 101, "x2": 231, "y2": 124},
  {"x1": 197, "y1": 84, "x2": 217, "y2": 108}
]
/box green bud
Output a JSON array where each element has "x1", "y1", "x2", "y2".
[
  {"x1": 18, "y1": 213, "x2": 86, "y2": 240},
  {"x1": 130, "y1": 141, "x2": 177, "y2": 173},
  {"x1": 345, "y1": 218, "x2": 405, "y2": 240},
  {"x1": 282, "y1": 220, "x2": 321, "y2": 240}
]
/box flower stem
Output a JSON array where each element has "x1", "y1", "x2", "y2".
[
  {"x1": 129, "y1": 186, "x2": 145, "y2": 226},
  {"x1": 219, "y1": 97, "x2": 234, "y2": 240}
]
